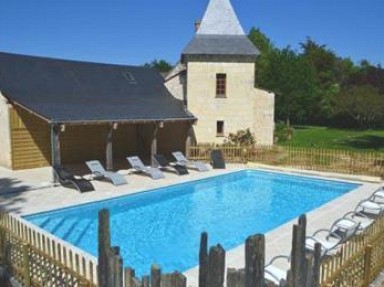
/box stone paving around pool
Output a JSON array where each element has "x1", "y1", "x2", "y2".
[{"x1": 0, "y1": 164, "x2": 383, "y2": 286}]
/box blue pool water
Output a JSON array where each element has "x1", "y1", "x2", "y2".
[{"x1": 25, "y1": 170, "x2": 359, "y2": 276}]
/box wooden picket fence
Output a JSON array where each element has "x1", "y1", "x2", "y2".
[
  {"x1": 188, "y1": 145, "x2": 384, "y2": 177},
  {"x1": 2, "y1": 208, "x2": 384, "y2": 286},
  {"x1": 0, "y1": 211, "x2": 98, "y2": 286}
]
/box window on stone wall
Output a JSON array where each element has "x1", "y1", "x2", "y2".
[
  {"x1": 216, "y1": 74, "x2": 226, "y2": 98},
  {"x1": 216, "y1": 121, "x2": 225, "y2": 137}
]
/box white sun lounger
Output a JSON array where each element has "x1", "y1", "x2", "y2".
[
  {"x1": 264, "y1": 255, "x2": 290, "y2": 285},
  {"x1": 172, "y1": 151, "x2": 209, "y2": 172},
  {"x1": 370, "y1": 187, "x2": 384, "y2": 202},
  {"x1": 331, "y1": 211, "x2": 374, "y2": 237},
  {"x1": 127, "y1": 156, "x2": 165, "y2": 180},
  {"x1": 330, "y1": 216, "x2": 371, "y2": 237},
  {"x1": 306, "y1": 226, "x2": 349, "y2": 257},
  {"x1": 306, "y1": 236, "x2": 341, "y2": 257},
  {"x1": 355, "y1": 200, "x2": 384, "y2": 216},
  {"x1": 85, "y1": 160, "x2": 127, "y2": 186}
]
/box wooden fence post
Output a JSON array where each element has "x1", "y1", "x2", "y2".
[
  {"x1": 124, "y1": 267, "x2": 135, "y2": 287},
  {"x1": 151, "y1": 265, "x2": 161, "y2": 287},
  {"x1": 142, "y1": 275, "x2": 150, "y2": 287},
  {"x1": 98, "y1": 209, "x2": 113, "y2": 287},
  {"x1": 290, "y1": 224, "x2": 301, "y2": 287},
  {"x1": 227, "y1": 268, "x2": 238, "y2": 287},
  {"x1": 0, "y1": 226, "x2": 4, "y2": 263},
  {"x1": 285, "y1": 270, "x2": 293, "y2": 287},
  {"x1": 22, "y1": 243, "x2": 31, "y2": 287},
  {"x1": 311, "y1": 243, "x2": 321, "y2": 287},
  {"x1": 113, "y1": 246, "x2": 123, "y2": 287},
  {"x1": 298, "y1": 215, "x2": 307, "y2": 287},
  {"x1": 171, "y1": 271, "x2": 187, "y2": 287},
  {"x1": 207, "y1": 245, "x2": 226, "y2": 287},
  {"x1": 245, "y1": 234, "x2": 265, "y2": 287},
  {"x1": 227, "y1": 268, "x2": 245, "y2": 287},
  {"x1": 363, "y1": 245, "x2": 373, "y2": 287},
  {"x1": 199, "y1": 232, "x2": 208, "y2": 287},
  {"x1": 304, "y1": 254, "x2": 313, "y2": 287}
]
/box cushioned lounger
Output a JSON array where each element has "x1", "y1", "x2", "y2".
[
  {"x1": 330, "y1": 211, "x2": 373, "y2": 237},
  {"x1": 127, "y1": 156, "x2": 165, "y2": 180},
  {"x1": 54, "y1": 166, "x2": 94, "y2": 192},
  {"x1": 153, "y1": 154, "x2": 188, "y2": 175},
  {"x1": 172, "y1": 151, "x2": 209, "y2": 172},
  {"x1": 85, "y1": 160, "x2": 127, "y2": 186}
]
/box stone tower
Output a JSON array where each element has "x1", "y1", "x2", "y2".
[{"x1": 165, "y1": 0, "x2": 275, "y2": 145}]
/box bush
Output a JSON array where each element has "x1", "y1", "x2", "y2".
[
  {"x1": 274, "y1": 122, "x2": 293, "y2": 143},
  {"x1": 225, "y1": 129, "x2": 256, "y2": 146}
]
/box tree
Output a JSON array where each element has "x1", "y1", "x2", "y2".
[
  {"x1": 144, "y1": 59, "x2": 173, "y2": 73},
  {"x1": 333, "y1": 85, "x2": 384, "y2": 128},
  {"x1": 256, "y1": 46, "x2": 318, "y2": 125},
  {"x1": 248, "y1": 28, "x2": 275, "y2": 88}
]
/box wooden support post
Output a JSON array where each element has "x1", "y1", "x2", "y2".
[
  {"x1": 172, "y1": 271, "x2": 187, "y2": 287},
  {"x1": 298, "y1": 215, "x2": 307, "y2": 287},
  {"x1": 311, "y1": 243, "x2": 321, "y2": 287},
  {"x1": 227, "y1": 268, "x2": 238, "y2": 287},
  {"x1": 112, "y1": 246, "x2": 123, "y2": 287},
  {"x1": 363, "y1": 245, "x2": 373, "y2": 287},
  {"x1": 106, "y1": 125, "x2": 114, "y2": 171},
  {"x1": 142, "y1": 275, "x2": 150, "y2": 287},
  {"x1": 285, "y1": 270, "x2": 293, "y2": 287},
  {"x1": 98, "y1": 209, "x2": 112, "y2": 287},
  {"x1": 50, "y1": 124, "x2": 61, "y2": 183},
  {"x1": 151, "y1": 265, "x2": 161, "y2": 287},
  {"x1": 199, "y1": 232, "x2": 208, "y2": 287},
  {"x1": 151, "y1": 124, "x2": 158, "y2": 167},
  {"x1": 124, "y1": 267, "x2": 135, "y2": 287},
  {"x1": 290, "y1": 224, "x2": 301, "y2": 287},
  {"x1": 207, "y1": 245, "x2": 225, "y2": 287},
  {"x1": 304, "y1": 254, "x2": 313, "y2": 287},
  {"x1": 245, "y1": 234, "x2": 265, "y2": 287},
  {"x1": 22, "y1": 243, "x2": 31, "y2": 287},
  {"x1": 185, "y1": 122, "x2": 195, "y2": 158}
]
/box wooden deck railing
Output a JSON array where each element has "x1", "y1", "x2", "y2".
[
  {"x1": 0, "y1": 211, "x2": 98, "y2": 286},
  {"x1": 189, "y1": 145, "x2": 384, "y2": 177}
]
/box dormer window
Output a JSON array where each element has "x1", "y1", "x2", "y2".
[
  {"x1": 123, "y1": 71, "x2": 137, "y2": 84},
  {"x1": 216, "y1": 73, "x2": 226, "y2": 98}
]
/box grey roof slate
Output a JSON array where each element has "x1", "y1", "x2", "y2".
[
  {"x1": 182, "y1": 35, "x2": 259, "y2": 56},
  {"x1": 0, "y1": 52, "x2": 195, "y2": 124},
  {"x1": 197, "y1": 0, "x2": 245, "y2": 35},
  {"x1": 181, "y1": 0, "x2": 259, "y2": 58}
]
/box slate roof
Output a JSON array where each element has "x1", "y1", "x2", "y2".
[
  {"x1": 182, "y1": 35, "x2": 259, "y2": 57},
  {"x1": 197, "y1": 0, "x2": 244, "y2": 35},
  {"x1": 0, "y1": 52, "x2": 195, "y2": 124},
  {"x1": 182, "y1": 0, "x2": 259, "y2": 58}
]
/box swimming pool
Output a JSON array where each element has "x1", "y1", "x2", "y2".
[{"x1": 25, "y1": 170, "x2": 359, "y2": 276}]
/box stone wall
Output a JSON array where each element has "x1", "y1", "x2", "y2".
[
  {"x1": 164, "y1": 63, "x2": 186, "y2": 103},
  {"x1": 252, "y1": 88, "x2": 275, "y2": 145},
  {"x1": 0, "y1": 93, "x2": 12, "y2": 168},
  {"x1": 186, "y1": 61, "x2": 275, "y2": 145}
]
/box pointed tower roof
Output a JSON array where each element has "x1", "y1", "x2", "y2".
[
  {"x1": 197, "y1": 0, "x2": 245, "y2": 35},
  {"x1": 182, "y1": 0, "x2": 259, "y2": 61}
]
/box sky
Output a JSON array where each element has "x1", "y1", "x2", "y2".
[{"x1": 0, "y1": 0, "x2": 383, "y2": 67}]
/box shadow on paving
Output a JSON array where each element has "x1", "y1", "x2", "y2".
[
  {"x1": 339, "y1": 135, "x2": 384, "y2": 151},
  {"x1": 0, "y1": 178, "x2": 29, "y2": 214}
]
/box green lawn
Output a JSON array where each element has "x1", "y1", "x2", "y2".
[{"x1": 279, "y1": 126, "x2": 384, "y2": 152}]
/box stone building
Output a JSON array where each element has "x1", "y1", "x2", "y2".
[
  {"x1": 165, "y1": 0, "x2": 275, "y2": 145},
  {"x1": 0, "y1": 0, "x2": 275, "y2": 171}
]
